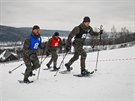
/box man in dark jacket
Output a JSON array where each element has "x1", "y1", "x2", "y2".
[
  {"x1": 46, "y1": 32, "x2": 62, "y2": 71},
  {"x1": 23, "y1": 25, "x2": 43, "y2": 83},
  {"x1": 65, "y1": 16, "x2": 103, "y2": 76}
]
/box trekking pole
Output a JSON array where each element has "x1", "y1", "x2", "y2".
[
  {"x1": 37, "y1": 47, "x2": 46, "y2": 80},
  {"x1": 9, "y1": 63, "x2": 25, "y2": 74},
  {"x1": 54, "y1": 52, "x2": 68, "y2": 76},
  {"x1": 41, "y1": 56, "x2": 48, "y2": 64},
  {"x1": 37, "y1": 56, "x2": 48, "y2": 80},
  {"x1": 62, "y1": 46, "x2": 65, "y2": 69},
  {"x1": 95, "y1": 25, "x2": 103, "y2": 72}
]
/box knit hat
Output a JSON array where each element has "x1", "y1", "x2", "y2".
[
  {"x1": 83, "y1": 16, "x2": 91, "y2": 22},
  {"x1": 54, "y1": 32, "x2": 59, "y2": 36},
  {"x1": 32, "y1": 25, "x2": 40, "y2": 30}
]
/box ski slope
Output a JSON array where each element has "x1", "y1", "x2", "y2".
[{"x1": 0, "y1": 47, "x2": 135, "y2": 101}]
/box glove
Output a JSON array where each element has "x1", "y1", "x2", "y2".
[
  {"x1": 29, "y1": 53, "x2": 37, "y2": 61},
  {"x1": 100, "y1": 30, "x2": 103, "y2": 34}
]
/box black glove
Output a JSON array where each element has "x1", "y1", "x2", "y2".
[
  {"x1": 100, "y1": 30, "x2": 103, "y2": 34},
  {"x1": 29, "y1": 53, "x2": 37, "y2": 61}
]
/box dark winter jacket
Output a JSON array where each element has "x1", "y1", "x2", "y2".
[{"x1": 66, "y1": 23, "x2": 99, "y2": 46}]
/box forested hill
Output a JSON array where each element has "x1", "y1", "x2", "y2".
[{"x1": 0, "y1": 25, "x2": 70, "y2": 42}]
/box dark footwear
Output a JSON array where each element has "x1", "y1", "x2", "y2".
[
  {"x1": 65, "y1": 64, "x2": 72, "y2": 71},
  {"x1": 81, "y1": 69, "x2": 90, "y2": 76},
  {"x1": 23, "y1": 78, "x2": 32, "y2": 83},
  {"x1": 53, "y1": 66, "x2": 59, "y2": 71},
  {"x1": 46, "y1": 64, "x2": 52, "y2": 69}
]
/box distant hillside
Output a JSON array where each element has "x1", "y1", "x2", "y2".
[{"x1": 0, "y1": 25, "x2": 70, "y2": 42}]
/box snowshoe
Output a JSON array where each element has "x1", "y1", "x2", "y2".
[
  {"x1": 50, "y1": 66, "x2": 59, "y2": 72},
  {"x1": 18, "y1": 79, "x2": 34, "y2": 84},
  {"x1": 74, "y1": 70, "x2": 94, "y2": 77}
]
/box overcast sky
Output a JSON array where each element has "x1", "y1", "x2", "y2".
[{"x1": 0, "y1": 0, "x2": 134, "y2": 32}]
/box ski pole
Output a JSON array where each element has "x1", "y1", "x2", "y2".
[
  {"x1": 62, "y1": 46, "x2": 65, "y2": 69},
  {"x1": 9, "y1": 63, "x2": 25, "y2": 74},
  {"x1": 37, "y1": 47, "x2": 47, "y2": 80},
  {"x1": 41, "y1": 56, "x2": 48, "y2": 64},
  {"x1": 95, "y1": 25, "x2": 103, "y2": 71},
  {"x1": 37, "y1": 56, "x2": 48, "y2": 80},
  {"x1": 54, "y1": 52, "x2": 68, "y2": 76}
]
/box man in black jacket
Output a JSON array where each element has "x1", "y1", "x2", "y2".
[{"x1": 65, "y1": 16, "x2": 103, "y2": 76}]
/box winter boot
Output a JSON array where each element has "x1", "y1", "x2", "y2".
[
  {"x1": 46, "y1": 64, "x2": 52, "y2": 69},
  {"x1": 23, "y1": 78, "x2": 32, "y2": 83},
  {"x1": 81, "y1": 68, "x2": 90, "y2": 76},
  {"x1": 53, "y1": 66, "x2": 59, "y2": 71},
  {"x1": 65, "y1": 63, "x2": 72, "y2": 71}
]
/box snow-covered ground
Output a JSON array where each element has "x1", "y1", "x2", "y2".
[{"x1": 0, "y1": 47, "x2": 135, "y2": 101}]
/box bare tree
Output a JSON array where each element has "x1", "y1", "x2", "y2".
[
  {"x1": 120, "y1": 27, "x2": 130, "y2": 43},
  {"x1": 111, "y1": 26, "x2": 118, "y2": 44}
]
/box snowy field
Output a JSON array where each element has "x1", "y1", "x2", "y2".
[{"x1": 0, "y1": 47, "x2": 135, "y2": 101}]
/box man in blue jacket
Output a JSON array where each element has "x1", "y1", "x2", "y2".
[{"x1": 23, "y1": 25, "x2": 43, "y2": 83}]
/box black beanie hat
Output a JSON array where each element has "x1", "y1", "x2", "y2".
[
  {"x1": 54, "y1": 32, "x2": 59, "y2": 36},
  {"x1": 83, "y1": 16, "x2": 91, "y2": 22},
  {"x1": 32, "y1": 25, "x2": 40, "y2": 30}
]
